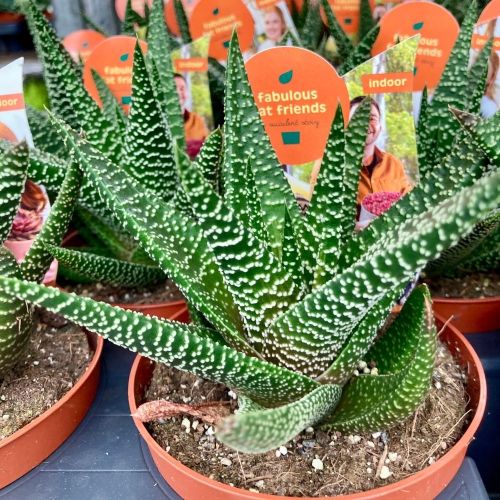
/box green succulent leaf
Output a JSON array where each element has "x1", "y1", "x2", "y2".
[
  {"x1": 320, "y1": 0, "x2": 354, "y2": 61},
  {"x1": 0, "y1": 276, "x2": 319, "y2": 406},
  {"x1": 0, "y1": 143, "x2": 28, "y2": 243},
  {"x1": 46, "y1": 244, "x2": 165, "y2": 287},
  {"x1": 359, "y1": 0, "x2": 376, "y2": 40},
  {"x1": 92, "y1": 69, "x2": 127, "y2": 135},
  {"x1": 174, "y1": 0, "x2": 192, "y2": 44},
  {"x1": 299, "y1": 0, "x2": 324, "y2": 51},
  {"x1": 194, "y1": 128, "x2": 223, "y2": 192},
  {"x1": 23, "y1": 0, "x2": 121, "y2": 162},
  {"x1": 217, "y1": 384, "x2": 341, "y2": 454},
  {"x1": 265, "y1": 168, "x2": 500, "y2": 376},
  {"x1": 466, "y1": 37, "x2": 493, "y2": 115},
  {"x1": 120, "y1": 41, "x2": 178, "y2": 200},
  {"x1": 24, "y1": 146, "x2": 68, "y2": 197},
  {"x1": 0, "y1": 249, "x2": 33, "y2": 377},
  {"x1": 26, "y1": 107, "x2": 65, "y2": 155},
  {"x1": 325, "y1": 286, "x2": 436, "y2": 433},
  {"x1": 178, "y1": 146, "x2": 300, "y2": 345},
  {"x1": 147, "y1": 0, "x2": 185, "y2": 147},
  {"x1": 21, "y1": 162, "x2": 82, "y2": 282},
  {"x1": 223, "y1": 32, "x2": 302, "y2": 256},
  {"x1": 339, "y1": 25, "x2": 380, "y2": 75},
  {"x1": 422, "y1": 1, "x2": 477, "y2": 165},
  {"x1": 52, "y1": 118, "x2": 251, "y2": 355}
]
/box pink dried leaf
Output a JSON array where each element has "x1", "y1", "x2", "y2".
[{"x1": 133, "y1": 399, "x2": 231, "y2": 424}]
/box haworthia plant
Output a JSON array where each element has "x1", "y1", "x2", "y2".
[
  {"x1": 0, "y1": 144, "x2": 80, "y2": 376},
  {"x1": 1, "y1": 32, "x2": 499, "y2": 454}
]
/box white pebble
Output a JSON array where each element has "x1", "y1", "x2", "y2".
[
  {"x1": 0, "y1": 395, "x2": 6, "y2": 402},
  {"x1": 363, "y1": 367, "x2": 370, "y2": 374},
  {"x1": 440, "y1": 442, "x2": 447, "y2": 450},
  {"x1": 249, "y1": 489, "x2": 259, "y2": 493},
  {"x1": 181, "y1": 397, "x2": 191, "y2": 403},
  {"x1": 275, "y1": 449, "x2": 281, "y2": 458},
  {"x1": 181, "y1": 418, "x2": 191, "y2": 432},
  {"x1": 278, "y1": 445, "x2": 288, "y2": 456},
  {"x1": 380, "y1": 466, "x2": 392, "y2": 479},
  {"x1": 366, "y1": 441, "x2": 375, "y2": 449},
  {"x1": 358, "y1": 361, "x2": 367, "y2": 370},
  {"x1": 367, "y1": 467, "x2": 373, "y2": 474},
  {"x1": 370, "y1": 367, "x2": 379, "y2": 376},
  {"x1": 33, "y1": 361, "x2": 39, "y2": 366},
  {"x1": 228, "y1": 390, "x2": 237, "y2": 399},
  {"x1": 220, "y1": 457, "x2": 232, "y2": 467},
  {"x1": 2, "y1": 414, "x2": 9, "y2": 421},
  {"x1": 372, "y1": 432, "x2": 381, "y2": 439},
  {"x1": 312, "y1": 458, "x2": 324, "y2": 471},
  {"x1": 348, "y1": 435, "x2": 362, "y2": 444},
  {"x1": 192, "y1": 420, "x2": 199, "y2": 430},
  {"x1": 434, "y1": 381, "x2": 442, "y2": 390},
  {"x1": 305, "y1": 427, "x2": 314, "y2": 434},
  {"x1": 353, "y1": 369, "x2": 360, "y2": 376},
  {"x1": 388, "y1": 452, "x2": 398, "y2": 462},
  {"x1": 255, "y1": 480, "x2": 265, "y2": 488},
  {"x1": 206, "y1": 426, "x2": 215, "y2": 436},
  {"x1": 428, "y1": 457, "x2": 436, "y2": 465}
]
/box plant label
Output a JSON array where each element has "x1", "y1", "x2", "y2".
[
  {"x1": 83, "y1": 36, "x2": 148, "y2": 112},
  {"x1": 372, "y1": 2, "x2": 459, "y2": 91},
  {"x1": 62, "y1": 30, "x2": 106, "y2": 63}
]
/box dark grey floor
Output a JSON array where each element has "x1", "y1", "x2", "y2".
[{"x1": 0, "y1": 340, "x2": 490, "y2": 500}]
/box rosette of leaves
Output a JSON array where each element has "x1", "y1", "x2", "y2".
[
  {"x1": 0, "y1": 143, "x2": 80, "y2": 377},
  {"x1": 1, "y1": 33, "x2": 499, "y2": 454},
  {"x1": 20, "y1": 0, "x2": 187, "y2": 289}
]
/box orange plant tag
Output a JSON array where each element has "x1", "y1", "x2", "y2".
[
  {"x1": 246, "y1": 47, "x2": 350, "y2": 165},
  {"x1": 0, "y1": 93, "x2": 25, "y2": 112},
  {"x1": 62, "y1": 30, "x2": 106, "y2": 63},
  {"x1": 190, "y1": 0, "x2": 255, "y2": 61},
  {"x1": 372, "y1": 2, "x2": 459, "y2": 91},
  {"x1": 83, "y1": 36, "x2": 148, "y2": 113},
  {"x1": 174, "y1": 57, "x2": 209, "y2": 72},
  {"x1": 361, "y1": 72, "x2": 413, "y2": 94},
  {"x1": 478, "y1": 0, "x2": 500, "y2": 24}
]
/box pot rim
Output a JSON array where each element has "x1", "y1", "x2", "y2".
[
  {"x1": 432, "y1": 295, "x2": 500, "y2": 305},
  {"x1": 0, "y1": 330, "x2": 104, "y2": 450},
  {"x1": 128, "y1": 313, "x2": 487, "y2": 499}
]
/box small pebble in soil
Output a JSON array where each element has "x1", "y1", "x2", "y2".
[
  {"x1": 367, "y1": 468, "x2": 373, "y2": 474},
  {"x1": 255, "y1": 480, "x2": 265, "y2": 489},
  {"x1": 206, "y1": 426, "x2": 215, "y2": 436},
  {"x1": 181, "y1": 418, "x2": 191, "y2": 433},
  {"x1": 312, "y1": 458, "x2": 324, "y2": 471},
  {"x1": 434, "y1": 381, "x2": 442, "y2": 389},
  {"x1": 358, "y1": 361, "x2": 367, "y2": 370},
  {"x1": 366, "y1": 441, "x2": 375, "y2": 448},
  {"x1": 305, "y1": 427, "x2": 314, "y2": 434},
  {"x1": 428, "y1": 457, "x2": 436, "y2": 465},
  {"x1": 220, "y1": 457, "x2": 232, "y2": 467},
  {"x1": 228, "y1": 390, "x2": 237, "y2": 399},
  {"x1": 380, "y1": 466, "x2": 392, "y2": 479},
  {"x1": 370, "y1": 367, "x2": 379, "y2": 376},
  {"x1": 277, "y1": 445, "x2": 288, "y2": 456},
  {"x1": 0, "y1": 395, "x2": 6, "y2": 401},
  {"x1": 192, "y1": 420, "x2": 199, "y2": 431},
  {"x1": 388, "y1": 452, "x2": 398, "y2": 462},
  {"x1": 348, "y1": 435, "x2": 362, "y2": 445},
  {"x1": 2, "y1": 414, "x2": 10, "y2": 421},
  {"x1": 372, "y1": 432, "x2": 381, "y2": 439}
]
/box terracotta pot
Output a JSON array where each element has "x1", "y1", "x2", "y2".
[
  {"x1": 0, "y1": 331, "x2": 103, "y2": 488},
  {"x1": 128, "y1": 315, "x2": 486, "y2": 500},
  {"x1": 0, "y1": 12, "x2": 24, "y2": 24},
  {"x1": 432, "y1": 296, "x2": 500, "y2": 334},
  {"x1": 61, "y1": 231, "x2": 186, "y2": 320}
]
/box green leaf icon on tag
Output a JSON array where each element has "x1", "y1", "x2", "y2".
[
  {"x1": 279, "y1": 70, "x2": 293, "y2": 84},
  {"x1": 413, "y1": 21, "x2": 424, "y2": 30},
  {"x1": 213, "y1": 7, "x2": 219, "y2": 15},
  {"x1": 122, "y1": 96, "x2": 132, "y2": 105},
  {"x1": 119, "y1": 53, "x2": 129, "y2": 62}
]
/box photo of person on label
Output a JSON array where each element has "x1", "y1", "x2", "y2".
[
  {"x1": 350, "y1": 96, "x2": 412, "y2": 207},
  {"x1": 174, "y1": 73, "x2": 210, "y2": 142},
  {"x1": 257, "y1": 6, "x2": 287, "y2": 51},
  {"x1": 0, "y1": 122, "x2": 18, "y2": 143}
]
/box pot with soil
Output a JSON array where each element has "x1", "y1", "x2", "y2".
[
  {"x1": 0, "y1": 319, "x2": 103, "y2": 488},
  {"x1": 425, "y1": 272, "x2": 500, "y2": 334},
  {"x1": 128, "y1": 314, "x2": 486, "y2": 500},
  {"x1": 59, "y1": 230, "x2": 186, "y2": 320}
]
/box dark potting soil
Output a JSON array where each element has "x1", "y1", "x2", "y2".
[
  {"x1": 143, "y1": 343, "x2": 469, "y2": 497},
  {"x1": 63, "y1": 279, "x2": 183, "y2": 306},
  {"x1": 0, "y1": 315, "x2": 91, "y2": 440},
  {"x1": 424, "y1": 272, "x2": 500, "y2": 299}
]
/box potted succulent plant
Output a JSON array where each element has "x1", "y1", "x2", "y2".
[
  {"x1": 0, "y1": 17, "x2": 498, "y2": 493},
  {"x1": 20, "y1": 0, "x2": 187, "y2": 319},
  {"x1": 412, "y1": 10, "x2": 500, "y2": 334},
  {"x1": 0, "y1": 144, "x2": 103, "y2": 488}
]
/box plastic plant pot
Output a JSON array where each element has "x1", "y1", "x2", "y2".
[
  {"x1": 128, "y1": 314, "x2": 486, "y2": 500},
  {"x1": 432, "y1": 297, "x2": 500, "y2": 334},
  {"x1": 61, "y1": 231, "x2": 186, "y2": 320},
  {"x1": 0, "y1": 331, "x2": 104, "y2": 489}
]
